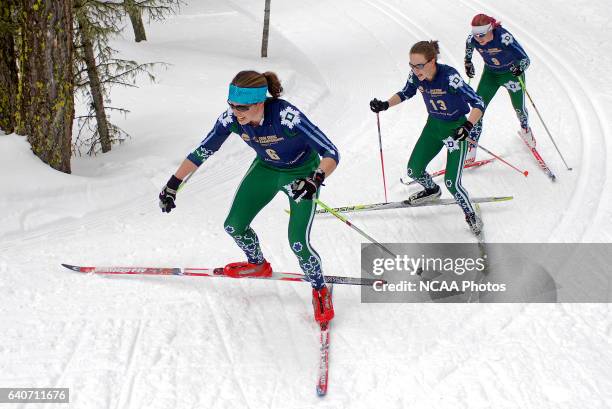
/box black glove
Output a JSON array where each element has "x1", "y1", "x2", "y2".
[
  {"x1": 510, "y1": 63, "x2": 523, "y2": 77},
  {"x1": 465, "y1": 60, "x2": 475, "y2": 78},
  {"x1": 290, "y1": 169, "x2": 325, "y2": 201},
  {"x1": 159, "y1": 175, "x2": 182, "y2": 213},
  {"x1": 452, "y1": 120, "x2": 474, "y2": 142},
  {"x1": 369, "y1": 98, "x2": 389, "y2": 113}
]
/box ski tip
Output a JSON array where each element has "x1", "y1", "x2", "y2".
[
  {"x1": 493, "y1": 196, "x2": 514, "y2": 202},
  {"x1": 61, "y1": 263, "x2": 78, "y2": 271},
  {"x1": 316, "y1": 387, "x2": 327, "y2": 397},
  {"x1": 479, "y1": 196, "x2": 513, "y2": 203}
]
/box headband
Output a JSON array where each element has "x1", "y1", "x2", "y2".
[
  {"x1": 472, "y1": 23, "x2": 492, "y2": 36},
  {"x1": 228, "y1": 84, "x2": 268, "y2": 104}
]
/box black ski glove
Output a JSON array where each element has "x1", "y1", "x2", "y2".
[
  {"x1": 465, "y1": 60, "x2": 475, "y2": 78},
  {"x1": 510, "y1": 63, "x2": 524, "y2": 77},
  {"x1": 159, "y1": 175, "x2": 182, "y2": 213},
  {"x1": 369, "y1": 98, "x2": 389, "y2": 113},
  {"x1": 452, "y1": 120, "x2": 474, "y2": 142},
  {"x1": 290, "y1": 169, "x2": 325, "y2": 201}
]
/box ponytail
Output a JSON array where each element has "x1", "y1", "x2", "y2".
[{"x1": 263, "y1": 71, "x2": 283, "y2": 98}]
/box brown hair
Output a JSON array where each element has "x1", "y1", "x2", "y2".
[
  {"x1": 409, "y1": 40, "x2": 440, "y2": 61},
  {"x1": 231, "y1": 70, "x2": 283, "y2": 98}
]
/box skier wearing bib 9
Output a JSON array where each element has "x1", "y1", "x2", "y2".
[
  {"x1": 370, "y1": 40, "x2": 485, "y2": 236},
  {"x1": 464, "y1": 13, "x2": 534, "y2": 164},
  {"x1": 158, "y1": 70, "x2": 339, "y2": 323}
]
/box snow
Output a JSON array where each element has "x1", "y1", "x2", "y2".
[{"x1": 1, "y1": 0, "x2": 611, "y2": 407}]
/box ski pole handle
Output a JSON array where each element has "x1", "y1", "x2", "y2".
[{"x1": 464, "y1": 136, "x2": 528, "y2": 177}]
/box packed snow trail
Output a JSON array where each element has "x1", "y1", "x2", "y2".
[{"x1": 1, "y1": 1, "x2": 611, "y2": 408}]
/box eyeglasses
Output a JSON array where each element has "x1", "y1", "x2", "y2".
[
  {"x1": 409, "y1": 58, "x2": 433, "y2": 71},
  {"x1": 473, "y1": 32, "x2": 489, "y2": 39},
  {"x1": 228, "y1": 102, "x2": 254, "y2": 112}
]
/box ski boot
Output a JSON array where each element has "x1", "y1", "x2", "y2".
[
  {"x1": 465, "y1": 212, "x2": 484, "y2": 236},
  {"x1": 312, "y1": 285, "x2": 334, "y2": 323},
  {"x1": 407, "y1": 184, "x2": 441, "y2": 205},
  {"x1": 519, "y1": 127, "x2": 536, "y2": 149},
  {"x1": 223, "y1": 260, "x2": 272, "y2": 278}
]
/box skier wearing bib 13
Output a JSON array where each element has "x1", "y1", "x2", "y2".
[
  {"x1": 158, "y1": 70, "x2": 339, "y2": 323},
  {"x1": 464, "y1": 13, "x2": 533, "y2": 164},
  {"x1": 370, "y1": 40, "x2": 485, "y2": 235}
]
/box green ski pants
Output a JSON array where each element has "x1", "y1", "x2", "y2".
[
  {"x1": 407, "y1": 116, "x2": 475, "y2": 215},
  {"x1": 223, "y1": 152, "x2": 325, "y2": 289},
  {"x1": 471, "y1": 67, "x2": 529, "y2": 146}
]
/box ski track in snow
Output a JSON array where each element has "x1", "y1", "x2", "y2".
[{"x1": 1, "y1": 1, "x2": 611, "y2": 408}]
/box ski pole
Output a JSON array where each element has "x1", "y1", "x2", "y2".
[
  {"x1": 314, "y1": 198, "x2": 397, "y2": 258},
  {"x1": 464, "y1": 136, "x2": 529, "y2": 177},
  {"x1": 376, "y1": 113, "x2": 389, "y2": 202},
  {"x1": 518, "y1": 76, "x2": 572, "y2": 171},
  {"x1": 177, "y1": 171, "x2": 195, "y2": 192}
]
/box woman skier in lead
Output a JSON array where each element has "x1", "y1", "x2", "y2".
[
  {"x1": 370, "y1": 40, "x2": 485, "y2": 235},
  {"x1": 464, "y1": 13, "x2": 533, "y2": 164},
  {"x1": 159, "y1": 70, "x2": 339, "y2": 323}
]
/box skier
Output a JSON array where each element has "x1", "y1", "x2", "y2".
[
  {"x1": 158, "y1": 70, "x2": 339, "y2": 323},
  {"x1": 464, "y1": 13, "x2": 533, "y2": 164},
  {"x1": 369, "y1": 40, "x2": 485, "y2": 235}
]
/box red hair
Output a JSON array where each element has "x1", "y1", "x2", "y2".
[{"x1": 471, "y1": 14, "x2": 502, "y2": 28}]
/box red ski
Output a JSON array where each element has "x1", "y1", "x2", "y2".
[
  {"x1": 400, "y1": 157, "x2": 496, "y2": 186},
  {"x1": 517, "y1": 131, "x2": 556, "y2": 182},
  {"x1": 316, "y1": 285, "x2": 333, "y2": 396},
  {"x1": 61, "y1": 264, "x2": 382, "y2": 286}
]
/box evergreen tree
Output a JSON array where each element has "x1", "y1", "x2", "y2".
[
  {"x1": 123, "y1": 0, "x2": 181, "y2": 43},
  {"x1": 0, "y1": 0, "x2": 19, "y2": 133},
  {"x1": 18, "y1": 0, "x2": 74, "y2": 173},
  {"x1": 73, "y1": 0, "x2": 164, "y2": 155}
]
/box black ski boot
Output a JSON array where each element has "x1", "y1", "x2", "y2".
[
  {"x1": 407, "y1": 185, "x2": 441, "y2": 205},
  {"x1": 465, "y1": 211, "x2": 484, "y2": 236}
]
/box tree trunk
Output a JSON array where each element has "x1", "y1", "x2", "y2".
[
  {"x1": 18, "y1": 0, "x2": 74, "y2": 173},
  {"x1": 0, "y1": 0, "x2": 18, "y2": 133},
  {"x1": 261, "y1": 0, "x2": 271, "y2": 58},
  {"x1": 77, "y1": 19, "x2": 111, "y2": 153},
  {"x1": 125, "y1": 0, "x2": 146, "y2": 42}
]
